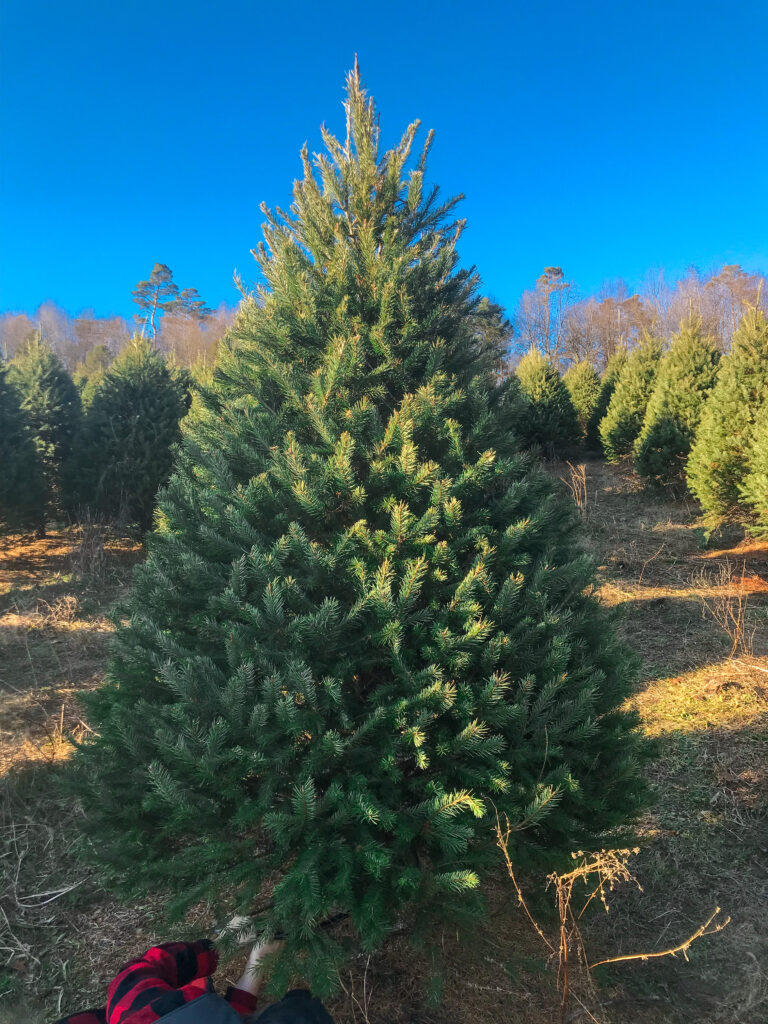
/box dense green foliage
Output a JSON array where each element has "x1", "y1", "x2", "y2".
[
  {"x1": 687, "y1": 309, "x2": 768, "y2": 517},
  {"x1": 599, "y1": 336, "x2": 662, "y2": 461},
  {"x1": 515, "y1": 347, "x2": 579, "y2": 456},
  {"x1": 633, "y1": 321, "x2": 720, "y2": 488},
  {"x1": 585, "y1": 350, "x2": 627, "y2": 450},
  {"x1": 742, "y1": 400, "x2": 768, "y2": 533},
  {"x1": 70, "y1": 338, "x2": 190, "y2": 530},
  {"x1": 8, "y1": 337, "x2": 81, "y2": 510},
  {"x1": 68, "y1": 71, "x2": 646, "y2": 994},
  {"x1": 0, "y1": 360, "x2": 46, "y2": 532},
  {"x1": 563, "y1": 360, "x2": 601, "y2": 441},
  {"x1": 74, "y1": 344, "x2": 113, "y2": 400}
]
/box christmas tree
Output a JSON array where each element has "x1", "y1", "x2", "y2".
[
  {"x1": 599, "y1": 335, "x2": 663, "y2": 462},
  {"x1": 8, "y1": 336, "x2": 81, "y2": 515},
  {"x1": 69, "y1": 67, "x2": 646, "y2": 994},
  {"x1": 0, "y1": 359, "x2": 46, "y2": 532},
  {"x1": 515, "y1": 347, "x2": 579, "y2": 456},
  {"x1": 70, "y1": 337, "x2": 190, "y2": 530},
  {"x1": 563, "y1": 360, "x2": 601, "y2": 442},
  {"x1": 585, "y1": 349, "x2": 627, "y2": 450},
  {"x1": 633, "y1": 320, "x2": 720, "y2": 489},
  {"x1": 742, "y1": 399, "x2": 768, "y2": 533},
  {"x1": 687, "y1": 308, "x2": 768, "y2": 518}
]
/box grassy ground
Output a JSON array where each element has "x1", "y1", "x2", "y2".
[{"x1": 1, "y1": 462, "x2": 766, "y2": 1023}]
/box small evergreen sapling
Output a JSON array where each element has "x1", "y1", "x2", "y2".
[
  {"x1": 599, "y1": 335, "x2": 663, "y2": 462},
  {"x1": 586, "y1": 349, "x2": 627, "y2": 450},
  {"x1": 563, "y1": 360, "x2": 601, "y2": 442},
  {"x1": 69, "y1": 68, "x2": 647, "y2": 995},
  {"x1": 8, "y1": 337, "x2": 81, "y2": 512},
  {"x1": 71, "y1": 337, "x2": 190, "y2": 530},
  {"x1": 633, "y1": 320, "x2": 720, "y2": 489},
  {"x1": 0, "y1": 359, "x2": 46, "y2": 532},
  {"x1": 687, "y1": 309, "x2": 768, "y2": 518},
  {"x1": 515, "y1": 347, "x2": 580, "y2": 456}
]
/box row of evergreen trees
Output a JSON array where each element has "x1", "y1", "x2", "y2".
[
  {"x1": 0, "y1": 336, "x2": 190, "y2": 533},
  {"x1": 4, "y1": 311, "x2": 766, "y2": 539},
  {"x1": 513, "y1": 310, "x2": 768, "y2": 531}
]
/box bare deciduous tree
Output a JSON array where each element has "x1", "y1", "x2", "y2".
[{"x1": 514, "y1": 267, "x2": 577, "y2": 365}]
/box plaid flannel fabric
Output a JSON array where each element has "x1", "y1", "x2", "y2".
[{"x1": 54, "y1": 940, "x2": 257, "y2": 1024}]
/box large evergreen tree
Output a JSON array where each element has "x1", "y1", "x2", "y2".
[
  {"x1": 69, "y1": 68, "x2": 646, "y2": 994},
  {"x1": 599, "y1": 335, "x2": 663, "y2": 462},
  {"x1": 515, "y1": 347, "x2": 579, "y2": 456},
  {"x1": 70, "y1": 337, "x2": 190, "y2": 530},
  {"x1": 633, "y1": 320, "x2": 720, "y2": 489},
  {"x1": 8, "y1": 337, "x2": 81, "y2": 513},
  {"x1": 585, "y1": 348, "x2": 627, "y2": 450},
  {"x1": 0, "y1": 359, "x2": 46, "y2": 532},
  {"x1": 687, "y1": 308, "x2": 768, "y2": 517},
  {"x1": 563, "y1": 360, "x2": 601, "y2": 442},
  {"x1": 742, "y1": 399, "x2": 768, "y2": 533}
]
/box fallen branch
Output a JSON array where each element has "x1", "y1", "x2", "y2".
[
  {"x1": 589, "y1": 907, "x2": 730, "y2": 969},
  {"x1": 734, "y1": 659, "x2": 768, "y2": 675}
]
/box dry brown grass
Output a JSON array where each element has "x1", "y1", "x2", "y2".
[{"x1": 2, "y1": 469, "x2": 767, "y2": 1023}]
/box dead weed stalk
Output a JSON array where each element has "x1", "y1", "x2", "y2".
[
  {"x1": 561, "y1": 463, "x2": 588, "y2": 516},
  {"x1": 495, "y1": 815, "x2": 730, "y2": 1023},
  {"x1": 68, "y1": 516, "x2": 109, "y2": 580},
  {"x1": 337, "y1": 954, "x2": 373, "y2": 1024}
]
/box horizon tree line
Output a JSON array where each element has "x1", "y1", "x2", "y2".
[{"x1": 1, "y1": 261, "x2": 765, "y2": 382}]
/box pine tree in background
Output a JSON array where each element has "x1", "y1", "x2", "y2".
[
  {"x1": 599, "y1": 335, "x2": 663, "y2": 461},
  {"x1": 0, "y1": 359, "x2": 46, "y2": 532},
  {"x1": 70, "y1": 337, "x2": 190, "y2": 531},
  {"x1": 563, "y1": 360, "x2": 601, "y2": 442},
  {"x1": 8, "y1": 336, "x2": 81, "y2": 516},
  {"x1": 687, "y1": 308, "x2": 768, "y2": 518},
  {"x1": 742, "y1": 400, "x2": 768, "y2": 533},
  {"x1": 585, "y1": 349, "x2": 627, "y2": 450},
  {"x1": 633, "y1": 320, "x2": 720, "y2": 489},
  {"x1": 69, "y1": 68, "x2": 646, "y2": 994},
  {"x1": 515, "y1": 347, "x2": 579, "y2": 456}
]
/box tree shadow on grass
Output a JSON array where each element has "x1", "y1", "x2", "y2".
[{"x1": 0, "y1": 755, "x2": 170, "y2": 1023}]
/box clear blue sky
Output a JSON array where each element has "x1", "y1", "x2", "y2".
[{"x1": 1, "y1": 0, "x2": 766, "y2": 321}]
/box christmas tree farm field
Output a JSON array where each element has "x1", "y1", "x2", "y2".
[{"x1": 1, "y1": 464, "x2": 767, "y2": 1024}]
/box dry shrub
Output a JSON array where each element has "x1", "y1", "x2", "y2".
[
  {"x1": 691, "y1": 559, "x2": 756, "y2": 657},
  {"x1": 68, "y1": 516, "x2": 109, "y2": 580},
  {"x1": 496, "y1": 817, "x2": 729, "y2": 1024},
  {"x1": 560, "y1": 462, "x2": 589, "y2": 516},
  {"x1": 38, "y1": 594, "x2": 80, "y2": 627}
]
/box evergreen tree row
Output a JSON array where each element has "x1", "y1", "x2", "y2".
[
  {"x1": 590, "y1": 309, "x2": 768, "y2": 526},
  {"x1": 0, "y1": 335, "x2": 190, "y2": 534},
  {"x1": 510, "y1": 308, "x2": 768, "y2": 532}
]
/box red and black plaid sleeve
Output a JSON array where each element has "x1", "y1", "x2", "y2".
[
  {"x1": 106, "y1": 940, "x2": 218, "y2": 1024},
  {"x1": 224, "y1": 985, "x2": 258, "y2": 1015},
  {"x1": 57, "y1": 939, "x2": 257, "y2": 1024}
]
